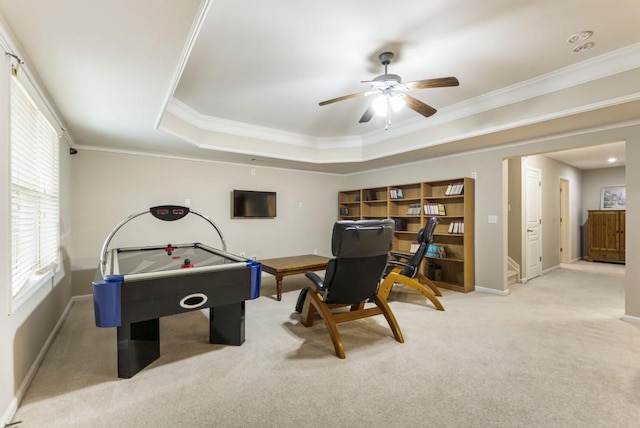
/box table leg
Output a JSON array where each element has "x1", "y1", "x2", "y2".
[
  {"x1": 276, "y1": 274, "x2": 283, "y2": 301},
  {"x1": 117, "y1": 318, "x2": 160, "y2": 378},
  {"x1": 210, "y1": 301, "x2": 245, "y2": 346}
]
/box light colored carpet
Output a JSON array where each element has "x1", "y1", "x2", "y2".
[{"x1": 10, "y1": 264, "x2": 640, "y2": 427}]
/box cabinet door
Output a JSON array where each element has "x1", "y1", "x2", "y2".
[{"x1": 589, "y1": 211, "x2": 620, "y2": 260}]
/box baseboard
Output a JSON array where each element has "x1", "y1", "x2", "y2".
[
  {"x1": 474, "y1": 285, "x2": 510, "y2": 296},
  {"x1": 542, "y1": 265, "x2": 560, "y2": 275},
  {"x1": 1, "y1": 295, "x2": 81, "y2": 426},
  {"x1": 622, "y1": 314, "x2": 640, "y2": 324},
  {"x1": 1, "y1": 398, "x2": 18, "y2": 428}
]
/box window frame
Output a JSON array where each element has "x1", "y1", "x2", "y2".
[{"x1": 8, "y1": 68, "x2": 62, "y2": 313}]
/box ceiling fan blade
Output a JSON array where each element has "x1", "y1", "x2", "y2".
[
  {"x1": 319, "y1": 91, "x2": 370, "y2": 106},
  {"x1": 404, "y1": 95, "x2": 437, "y2": 117},
  {"x1": 405, "y1": 76, "x2": 459, "y2": 90},
  {"x1": 359, "y1": 106, "x2": 375, "y2": 123}
]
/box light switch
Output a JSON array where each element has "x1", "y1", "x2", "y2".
[{"x1": 488, "y1": 215, "x2": 498, "y2": 224}]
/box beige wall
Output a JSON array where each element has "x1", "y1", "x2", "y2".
[
  {"x1": 625, "y1": 143, "x2": 639, "y2": 318},
  {"x1": 581, "y1": 166, "x2": 626, "y2": 217},
  {"x1": 69, "y1": 150, "x2": 345, "y2": 295}
]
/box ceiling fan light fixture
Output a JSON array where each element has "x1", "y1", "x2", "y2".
[{"x1": 372, "y1": 94, "x2": 405, "y2": 116}]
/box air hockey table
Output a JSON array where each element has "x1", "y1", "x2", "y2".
[{"x1": 92, "y1": 205, "x2": 261, "y2": 378}]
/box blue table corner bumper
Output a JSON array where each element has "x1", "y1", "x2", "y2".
[
  {"x1": 92, "y1": 275, "x2": 123, "y2": 327},
  {"x1": 248, "y1": 261, "x2": 261, "y2": 299}
]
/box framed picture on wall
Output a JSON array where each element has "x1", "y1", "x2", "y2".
[{"x1": 600, "y1": 185, "x2": 626, "y2": 210}]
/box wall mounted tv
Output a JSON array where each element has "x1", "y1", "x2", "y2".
[{"x1": 231, "y1": 190, "x2": 277, "y2": 218}]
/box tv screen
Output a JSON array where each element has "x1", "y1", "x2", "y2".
[{"x1": 232, "y1": 190, "x2": 276, "y2": 218}]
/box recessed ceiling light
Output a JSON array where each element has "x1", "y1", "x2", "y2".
[
  {"x1": 567, "y1": 30, "x2": 593, "y2": 44},
  {"x1": 572, "y1": 42, "x2": 595, "y2": 53},
  {"x1": 608, "y1": 157, "x2": 617, "y2": 163}
]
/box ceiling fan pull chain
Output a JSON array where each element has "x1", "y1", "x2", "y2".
[{"x1": 385, "y1": 97, "x2": 391, "y2": 130}]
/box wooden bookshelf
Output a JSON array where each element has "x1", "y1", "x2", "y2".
[{"x1": 338, "y1": 177, "x2": 475, "y2": 292}]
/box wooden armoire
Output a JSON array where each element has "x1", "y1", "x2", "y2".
[{"x1": 587, "y1": 210, "x2": 625, "y2": 263}]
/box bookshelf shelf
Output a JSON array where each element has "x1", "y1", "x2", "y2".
[{"x1": 338, "y1": 177, "x2": 474, "y2": 292}]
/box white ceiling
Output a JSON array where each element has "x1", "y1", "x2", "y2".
[
  {"x1": 544, "y1": 141, "x2": 625, "y2": 170},
  {"x1": 0, "y1": 0, "x2": 637, "y2": 173}
]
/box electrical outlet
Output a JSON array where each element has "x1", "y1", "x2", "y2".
[
  {"x1": 313, "y1": 249, "x2": 318, "y2": 255},
  {"x1": 240, "y1": 251, "x2": 245, "y2": 257},
  {"x1": 184, "y1": 198, "x2": 190, "y2": 207},
  {"x1": 251, "y1": 255, "x2": 257, "y2": 261}
]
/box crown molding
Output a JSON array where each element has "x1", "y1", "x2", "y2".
[
  {"x1": 165, "y1": 42, "x2": 640, "y2": 154},
  {"x1": 166, "y1": 98, "x2": 364, "y2": 149}
]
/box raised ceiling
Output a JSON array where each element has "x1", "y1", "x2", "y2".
[{"x1": 0, "y1": 0, "x2": 638, "y2": 173}]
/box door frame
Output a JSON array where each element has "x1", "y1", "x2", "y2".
[{"x1": 559, "y1": 178, "x2": 571, "y2": 263}]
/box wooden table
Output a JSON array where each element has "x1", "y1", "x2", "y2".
[{"x1": 260, "y1": 254, "x2": 330, "y2": 301}]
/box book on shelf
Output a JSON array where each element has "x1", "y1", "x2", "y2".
[
  {"x1": 392, "y1": 218, "x2": 408, "y2": 231},
  {"x1": 423, "y1": 202, "x2": 447, "y2": 216},
  {"x1": 444, "y1": 182, "x2": 464, "y2": 196},
  {"x1": 409, "y1": 241, "x2": 420, "y2": 253},
  {"x1": 448, "y1": 219, "x2": 464, "y2": 234},
  {"x1": 407, "y1": 203, "x2": 421, "y2": 215},
  {"x1": 363, "y1": 189, "x2": 377, "y2": 201},
  {"x1": 339, "y1": 207, "x2": 349, "y2": 216},
  {"x1": 389, "y1": 188, "x2": 404, "y2": 199}
]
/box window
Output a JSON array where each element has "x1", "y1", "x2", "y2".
[{"x1": 10, "y1": 75, "x2": 60, "y2": 302}]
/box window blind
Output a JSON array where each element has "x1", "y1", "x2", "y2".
[{"x1": 10, "y1": 76, "x2": 60, "y2": 298}]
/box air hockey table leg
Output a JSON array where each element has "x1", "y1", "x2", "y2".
[
  {"x1": 209, "y1": 301, "x2": 245, "y2": 346},
  {"x1": 117, "y1": 318, "x2": 160, "y2": 378}
]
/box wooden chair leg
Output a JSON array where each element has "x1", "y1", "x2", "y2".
[
  {"x1": 313, "y1": 297, "x2": 346, "y2": 359},
  {"x1": 377, "y1": 274, "x2": 396, "y2": 301},
  {"x1": 373, "y1": 294, "x2": 404, "y2": 343},
  {"x1": 378, "y1": 272, "x2": 444, "y2": 311},
  {"x1": 394, "y1": 273, "x2": 445, "y2": 311},
  {"x1": 418, "y1": 272, "x2": 443, "y2": 297},
  {"x1": 304, "y1": 290, "x2": 346, "y2": 359}
]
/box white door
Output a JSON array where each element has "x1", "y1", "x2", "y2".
[{"x1": 525, "y1": 166, "x2": 542, "y2": 280}]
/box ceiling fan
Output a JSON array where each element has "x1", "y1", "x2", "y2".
[{"x1": 319, "y1": 52, "x2": 459, "y2": 126}]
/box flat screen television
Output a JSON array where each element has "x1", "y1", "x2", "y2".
[{"x1": 232, "y1": 190, "x2": 277, "y2": 218}]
